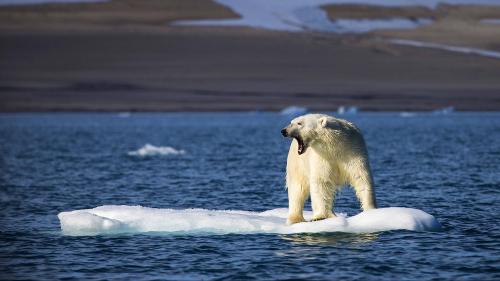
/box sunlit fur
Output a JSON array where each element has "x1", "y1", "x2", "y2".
[{"x1": 284, "y1": 114, "x2": 376, "y2": 224}]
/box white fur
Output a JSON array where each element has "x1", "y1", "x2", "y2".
[{"x1": 284, "y1": 114, "x2": 376, "y2": 224}]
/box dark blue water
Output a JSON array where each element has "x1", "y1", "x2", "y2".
[{"x1": 1, "y1": 112, "x2": 499, "y2": 280}]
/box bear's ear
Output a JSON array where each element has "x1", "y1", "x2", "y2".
[{"x1": 318, "y1": 116, "x2": 329, "y2": 128}]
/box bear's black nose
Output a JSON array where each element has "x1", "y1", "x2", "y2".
[{"x1": 281, "y1": 128, "x2": 288, "y2": 137}]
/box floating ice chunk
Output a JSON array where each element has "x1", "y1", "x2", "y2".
[
  {"x1": 432, "y1": 106, "x2": 455, "y2": 115},
  {"x1": 117, "y1": 112, "x2": 131, "y2": 118},
  {"x1": 400, "y1": 112, "x2": 417, "y2": 118},
  {"x1": 58, "y1": 211, "x2": 125, "y2": 235},
  {"x1": 58, "y1": 206, "x2": 442, "y2": 236},
  {"x1": 337, "y1": 106, "x2": 358, "y2": 115},
  {"x1": 128, "y1": 144, "x2": 185, "y2": 156},
  {"x1": 280, "y1": 106, "x2": 308, "y2": 116},
  {"x1": 337, "y1": 106, "x2": 346, "y2": 115},
  {"x1": 346, "y1": 208, "x2": 441, "y2": 233}
]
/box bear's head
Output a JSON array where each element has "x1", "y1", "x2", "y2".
[{"x1": 281, "y1": 114, "x2": 334, "y2": 155}]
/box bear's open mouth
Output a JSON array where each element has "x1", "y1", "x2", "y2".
[{"x1": 295, "y1": 137, "x2": 306, "y2": 155}]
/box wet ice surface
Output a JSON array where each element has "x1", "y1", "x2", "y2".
[
  {"x1": 1, "y1": 112, "x2": 500, "y2": 280},
  {"x1": 58, "y1": 206, "x2": 441, "y2": 236}
]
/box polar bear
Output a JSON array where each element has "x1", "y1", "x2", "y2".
[{"x1": 281, "y1": 113, "x2": 377, "y2": 224}]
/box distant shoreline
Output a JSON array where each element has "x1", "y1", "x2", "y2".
[
  {"x1": 2, "y1": 29, "x2": 500, "y2": 112},
  {"x1": 1, "y1": 0, "x2": 500, "y2": 112}
]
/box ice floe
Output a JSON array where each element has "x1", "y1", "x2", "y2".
[
  {"x1": 117, "y1": 112, "x2": 131, "y2": 118},
  {"x1": 128, "y1": 144, "x2": 185, "y2": 157},
  {"x1": 432, "y1": 106, "x2": 455, "y2": 115},
  {"x1": 337, "y1": 106, "x2": 359, "y2": 115},
  {"x1": 58, "y1": 205, "x2": 442, "y2": 236},
  {"x1": 399, "y1": 112, "x2": 417, "y2": 118}
]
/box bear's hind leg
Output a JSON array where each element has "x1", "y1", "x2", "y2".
[{"x1": 349, "y1": 166, "x2": 377, "y2": 211}]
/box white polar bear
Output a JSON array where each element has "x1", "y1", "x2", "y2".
[{"x1": 281, "y1": 113, "x2": 377, "y2": 224}]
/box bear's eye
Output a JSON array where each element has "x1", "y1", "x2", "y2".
[{"x1": 297, "y1": 122, "x2": 303, "y2": 126}]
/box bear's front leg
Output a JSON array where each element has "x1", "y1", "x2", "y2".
[
  {"x1": 310, "y1": 178, "x2": 335, "y2": 221},
  {"x1": 287, "y1": 183, "x2": 309, "y2": 225}
]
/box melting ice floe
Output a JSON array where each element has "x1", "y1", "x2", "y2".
[
  {"x1": 400, "y1": 112, "x2": 417, "y2": 118},
  {"x1": 128, "y1": 144, "x2": 185, "y2": 157},
  {"x1": 58, "y1": 206, "x2": 441, "y2": 236},
  {"x1": 337, "y1": 106, "x2": 359, "y2": 115},
  {"x1": 117, "y1": 112, "x2": 131, "y2": 118}
]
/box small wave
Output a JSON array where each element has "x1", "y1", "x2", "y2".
[
  {"x1": 58, "y1": 206, "x2": 441, "y2": 236},
  {"x1": 128, "y1": 144, "x2": 186, "y2": 156}
]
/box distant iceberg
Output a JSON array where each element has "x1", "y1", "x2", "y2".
[
  {"x1": 337, "y1": 106, "x2": 358, "y2": 115},
  {"x1": 128, "y1": 144, "x2": 186, "y2": 157},
  {"x1": 399, "y1": 112, "x2": 417, "y2": 118},
  {"x1": 117, "y1": 112, "x2": 131, "y2": 118},
  {"x1": 280, "y1": 106, "x2": 308, "y2": 116},
  {"x1": 58, "y1": 205, "x2": 442, "y2": 236},
  {"x1": 432, "y1": 106, "x2": 455, "y2": 115}
]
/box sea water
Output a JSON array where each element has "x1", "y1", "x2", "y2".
[{"x1": 1, "y1": 112, "x2": 499, "y2": 280}]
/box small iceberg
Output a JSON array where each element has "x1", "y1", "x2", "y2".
[
  {"x1": 117, "y1": 112, "x2": 131, "y2": 118},
  {"x1": 128, "y1": 144, "x2": 186, "y2": 157},
  {"x1": 399, "y1": 112, "x2": 417, "y2": 118},
  {"x1": 58, "y1": 206, "x2": 442, "y2": 236},
  {"x1": 280, "y1": 106, "x2": 308, "y2": 116},
  {"x1": 432, "y1": 106, "x2": 455, "y2": 115},
  {"x1": 337, "y1": 106, "x2": 358, "y2": 115}
]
